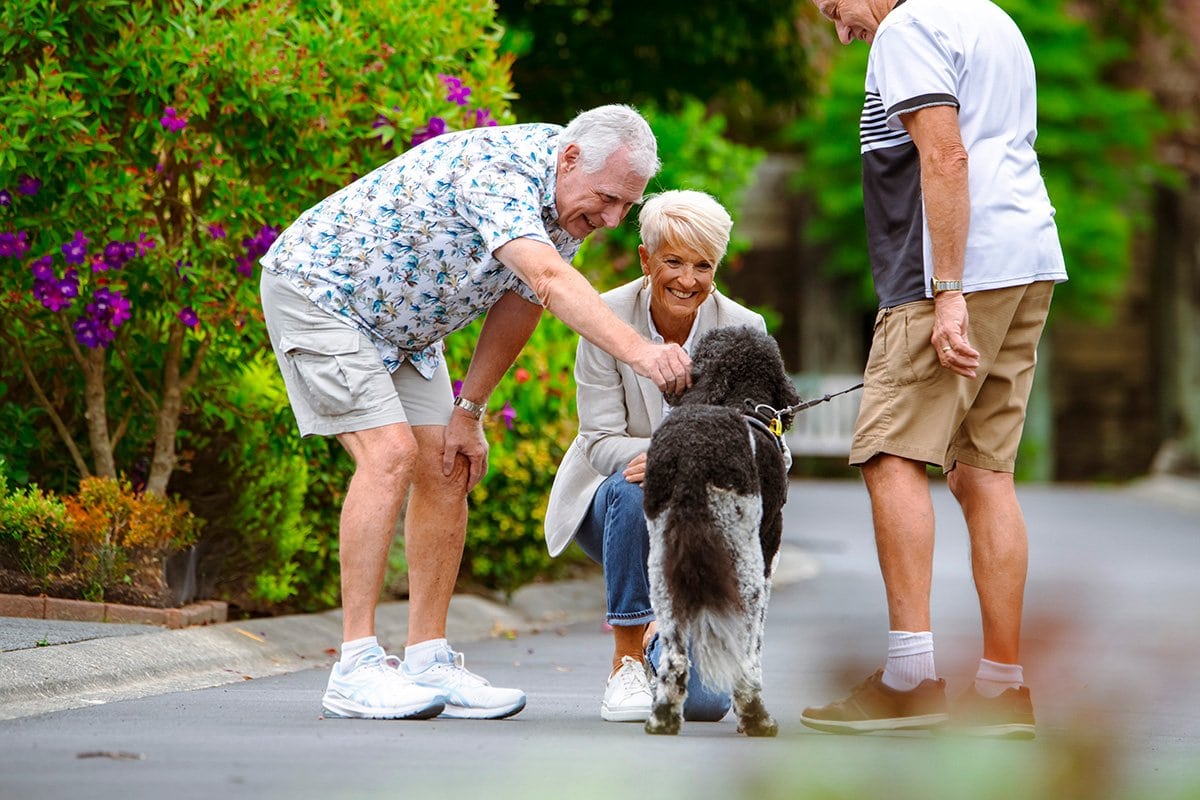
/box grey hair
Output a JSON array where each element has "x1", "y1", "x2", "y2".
[
  {"x1": 638, "y1": 190, "x2": 734, "y2": 267},
  {"x1": 561, "y1": 104, "x2": 660, "y2": 178}
]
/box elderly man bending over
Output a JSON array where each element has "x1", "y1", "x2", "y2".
[{"x1": 260, "y1": 104, "x2": 690, "y2": 721}]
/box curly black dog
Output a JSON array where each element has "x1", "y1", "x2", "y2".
[{"x1": 642, "y1": 326, "x2": 800, "y2": 736}]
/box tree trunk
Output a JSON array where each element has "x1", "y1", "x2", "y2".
[
  {"x1": 81, "y1": 346, "x2": 117, "y2": 479},
  {"x1": 145, "y1": 325, "x2": 185, "y2": 497}
]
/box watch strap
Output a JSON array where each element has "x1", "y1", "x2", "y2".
[
  {"x1": 931, "y1": 277, "x2": 963, "y2": 295},
  {"x1": 453, "y1": 395, "x2": 486, "y2": 420}
]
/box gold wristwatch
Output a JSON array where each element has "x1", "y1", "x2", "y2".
[{"x1": 931, "y1": 277, "x2": 963, "y2": 295}]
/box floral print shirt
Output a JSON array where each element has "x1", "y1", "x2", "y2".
[{"x1": 260, "y1": 123, "x2": 581, "y2": 378}]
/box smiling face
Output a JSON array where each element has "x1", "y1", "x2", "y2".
[
  {"x1": 555, "y1": 144, "x2": 649, "y2": 240},
  {"x1": 640, "y1": 239, "x2": 716, "y2": 337},
  {"x1": 811, "y1": 0, "x2": 888, "y2": 45}
]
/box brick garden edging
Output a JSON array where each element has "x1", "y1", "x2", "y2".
[{"x1": 0, "y1": 593, "x2": 227, "y2": 629}]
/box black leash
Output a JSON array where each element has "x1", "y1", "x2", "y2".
[{"x1": 746, "y1": 381, "x2": 865, "y2": 438}]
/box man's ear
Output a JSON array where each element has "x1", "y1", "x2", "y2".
[{"x1": 560, "y1": 142, "x2": 581, "y2": 173}]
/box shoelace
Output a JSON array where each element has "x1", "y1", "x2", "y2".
[
  {"x1": 613, "y1": 657, "x2": 650, "y2": 695},
  {"x1": 420, "y1": 650, "x2": 491, "y2": 688}
]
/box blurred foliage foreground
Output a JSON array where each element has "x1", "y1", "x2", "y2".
[{"x1": 0, "y1": 0, "x2": 763, "y2": 613}]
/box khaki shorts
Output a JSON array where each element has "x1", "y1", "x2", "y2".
[
  {"x1": 849, "y1": 281, "x2": 1054, "y2": 472},
  {"x1": 260, "y1": 270, "x2": 453, "y2": 437}
]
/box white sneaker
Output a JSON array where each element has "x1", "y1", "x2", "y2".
[
  {"x1": 601, "y1": 656, "x2": 653, "y2": 722},
  {"x1": 403, "y1": 648, "x2": 526, "y2": 720},
  {"x1": 322, "y1": 646, "x2": 447, "y2": 719}
]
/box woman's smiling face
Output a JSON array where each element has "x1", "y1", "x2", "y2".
[{"x1": 640, "y1": 239, "x2": 716, "y2": 331}]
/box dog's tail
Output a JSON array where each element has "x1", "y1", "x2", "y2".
[{"x1": 661, "y1": 486, "x2": 754, "y2": 694}]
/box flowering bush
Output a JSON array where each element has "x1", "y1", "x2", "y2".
[{"x1": 0, "y1": 0, "x2": 514, "y2": 501}]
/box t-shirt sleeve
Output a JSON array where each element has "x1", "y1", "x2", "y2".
[
  {"x1": 455, "y1": 156, "x2": 554, "y2": 256},
  {"x1": 872, "y1": 18, "x2": 960, "y2": 131}
]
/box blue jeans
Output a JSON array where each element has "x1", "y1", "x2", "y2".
[{"x1": 575, "y1": 472, "x2": 731, "y2": 722}]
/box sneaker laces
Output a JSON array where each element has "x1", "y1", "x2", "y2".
[
  {"x1": 611, "y1": 656, "x2": 649, "y2": 695},
  {"x1": 421, "y1": 650, "x2": 491, "y2": 689}
]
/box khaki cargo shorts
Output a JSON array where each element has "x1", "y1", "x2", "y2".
[
  {"x1": 260, "y1": 270, "x2": 453, "y2": 437},
  {"x1": 849, "y1": 281, "x2": 1055, "y2": 472}
]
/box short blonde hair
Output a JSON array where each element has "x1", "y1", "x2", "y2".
[{"x1": 637, "y1": 190, "x2": 733, "y2": 267}]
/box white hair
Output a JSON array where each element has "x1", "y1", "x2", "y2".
[
  {"x1": 561, "y1": 104, "x2": 660, "y2": 178},
  {"x1": 638, "y1": 190, "x2": 734, "y2": 266}
]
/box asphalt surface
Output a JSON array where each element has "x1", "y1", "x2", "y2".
[{"x1": 0, "y1": 476, "x2": 1197, "y2": 800}]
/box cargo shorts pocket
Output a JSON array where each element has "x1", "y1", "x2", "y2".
[{"x1": 280, "y1": 328, "x2": 372, "y2": 416}]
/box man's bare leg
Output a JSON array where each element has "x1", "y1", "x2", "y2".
[
  {"x1": 947, "y1": 463, "x2": 1027, "y2": 664},
  {"x1": 404, "y1": 425, "x2": 469, "y2": 646},
  {"x1": 862, "y1": 454, "x2": 936, "y2": 632},
  {"x1": 336, "y1": 423, "x2": 419, "y2": 642}
]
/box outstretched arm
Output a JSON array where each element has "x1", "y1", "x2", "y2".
[{"x1": 495, "y1": 237, "x2": 692, "y2": 395}]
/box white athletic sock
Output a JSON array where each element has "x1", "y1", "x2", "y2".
[
  {"x1": 881, "y1": 630, "x2": 937, "y2": 691},
  {"x1": 974, "y1": 658, "x2": 1024, "y2": 698},
  {"x1": 339, "y1": 636, "x2": 380, "y2": 671},
  {"x1": 403, "y1": 637, "x2": 450, "y2": 672}
]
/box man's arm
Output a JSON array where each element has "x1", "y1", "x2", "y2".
[
  {"x1": 494, "y1": 237, "x2": 692, "y2": 394},
  {"x1": 902, "y1": 104, "x2": 980, "y2": 378},
  {"x1": 443, "y1": 290, "x2": 543, "y2": 488}
]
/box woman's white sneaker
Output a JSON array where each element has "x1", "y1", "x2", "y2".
[
  {"x1": 322, "y1": 647, "x2": 447, "y2": 719},
  {"x1": 601, "y1": 655, "x2": 653, "y2": 722}
]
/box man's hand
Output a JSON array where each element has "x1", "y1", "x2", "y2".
[
  {"x1": 931, "y1": 292, "x2": 980, "y2": 378},
  {"x1": 442, "y1": 410, "x2": 489, "y2": 491},
  {"x1": 622, "y1": 451, "x2": 648, "y2": 484},
  {"x1": 631, "y1": 341, "x2": 692, "y2": 395}
]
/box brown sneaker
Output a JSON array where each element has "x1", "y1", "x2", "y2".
[
  {"x1": 801, "y1": 669, "x2": 948, "y2": 734},
  {"x1": 948, "y1": 685, "x2": 1036, "y2": 740}
]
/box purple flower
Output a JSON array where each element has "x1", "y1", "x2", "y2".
[
  {"x1": 30, "y1": 255, "x2": 55, "y2": 281},
  {"x1": 61, "y1": 231, "x2": 88, "y2": 265},
  {"x1": 237, "y1": 224, "x2": 280, "y2": 276},
  {"x1": 73, "y1": 316, "x2": 102, "y2": 348},
  {"x1": 371, "y1": 114, "x2": 389, "y2": 130},
  {"x1": 0, "y1": 189, "x2": 11, "y2": 207},
  {"x1": 411, "y1": 116, "x2": 447, "y2": 148},
  {"x1": 472, "y1": 108, "x2": 497, "y2": 128},
  {"x1": 136, "y1": 232, "x2": 157, "y2": 256},
  {"x1": 178, "y1": 307, "x2": 199, "y2": 328},
  {"x1": 501, "y1": 401, "x2": 516, "y2": 430},
  {"x1": 453, "y1": 380, "x2": 463, "y2": 397},
  {"x1": 100, "y1": 240, "x2": 127, "y2": 271},
  {"x1": 0, "y1": 231, "x2": 30, "y2": 259},
  {"x1": 17, "y1": 175, "x2": 41, "y2": 196},
  {"x1": 207, "y1": 223, "x2": 227, "y2": 240},
  {"x1": 160, "y1": 106, "x2": 188, "y2": 132},
  {"x1": 32, "y1": 266, "x2": 79, "y2": 312}
]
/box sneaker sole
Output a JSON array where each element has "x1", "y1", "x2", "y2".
[
  {"x1": 322, "y1": 695, "x2": 446, "y2": 720},
  {"x1": 799, "y1": 712, "x2": 949, "y2": 734},
  {"x1": 948, "y1": 723, "x2": 1036, "y2": 740},
  {"x1": 601, "y1": 704, "x2": 651, "y2": 723},
  {"x1": 437, "y1": 696, "x2": 527, "y2": 720}
]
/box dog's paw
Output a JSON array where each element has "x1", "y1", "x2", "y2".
[
  {"x1": 645, "y1": 710, "x2": 681, "y2": 736},
  {"x1": 740, "y1": 714, "x2": 779, "y2": 738}
]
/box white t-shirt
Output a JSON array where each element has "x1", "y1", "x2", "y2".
[{"x1": 860, "y1": 0, "x2": 1067, "y2": 308}]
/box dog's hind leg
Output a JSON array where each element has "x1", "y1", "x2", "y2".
[
  {"x1": 733, "y1": 580, "x2": 778, "y2": 737},
  {"x1": 645, "y1": 625, "x2": 688, "y2": 735}
]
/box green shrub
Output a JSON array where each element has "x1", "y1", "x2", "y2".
[{"x1": 0, "y1": 482, "x2": 73, "y2": 588}]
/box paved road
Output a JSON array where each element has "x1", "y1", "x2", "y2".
[{"x1": 0, "y1": 478, "x2": 1197, "y2": 800}]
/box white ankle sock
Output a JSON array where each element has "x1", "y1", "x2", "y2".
[
  {"x1": 339, "y1": 636, "x2": 379, "y2": 671},
  {"x1": 403, "y1": 638, "x2": 449, "y2": 671},
  {"x1": 881, "y1": 630, "x2": 936, "y2": 691},
  {"x1": 974, "y1": 658, "x2": 1024, "y2": 697}
]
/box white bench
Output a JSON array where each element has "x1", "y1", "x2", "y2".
[{"x1": 784, "y1": 373, "x2": 863, "y2": 457}]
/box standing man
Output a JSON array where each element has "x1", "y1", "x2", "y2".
[
  {"x1": 260, "y1": 105, "x2": 691, "y2": 720},
  {"x1": 800, "y1": 0, "x2": 1067, "y2": 738}
]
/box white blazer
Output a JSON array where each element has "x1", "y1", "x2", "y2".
[{"x1": 543, "y1": 278, "x2": 767, "y2": 556}]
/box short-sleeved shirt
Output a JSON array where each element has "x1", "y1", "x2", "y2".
[
  {"x1": 860, "y1": 0, "x2": 1067, "y2": 308},
  {"x1": 260, "y1": 123, "x2": 582, "y2": 378}
]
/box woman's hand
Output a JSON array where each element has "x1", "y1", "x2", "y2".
[{"x1": 623, "y1": 451, "x2": 648, "y2": 484}]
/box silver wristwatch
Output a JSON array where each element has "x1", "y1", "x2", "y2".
[
  {"x1": 931, "y1": 277, "x2": 963, "y2": 295},
  {"x1": 452, "y1": 395, "x2": 486, "y2": 420}
]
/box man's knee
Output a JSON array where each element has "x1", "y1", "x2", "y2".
[
  {"x1": 339, "y1": 425, "x2": 419, "y2": 484},
  {"x1": 947, "y1": 462, "x2": 1013, "y2": 503}
]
